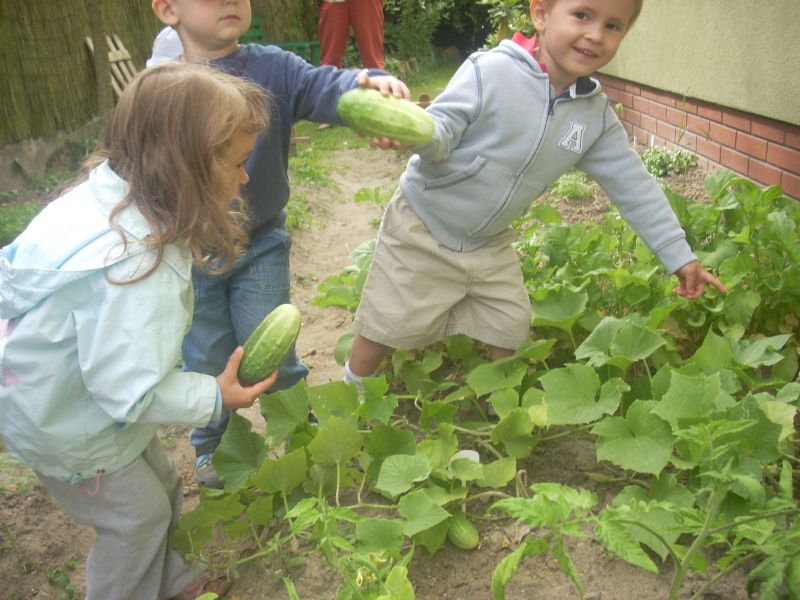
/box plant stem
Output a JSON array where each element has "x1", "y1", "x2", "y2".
[
  {"x1": 479, "y1": 440, "x2": 505, "y2": 460},
  {"x1": 539, "y1": 424, "x2": 593, "y2": 442},
  {"x1": 352, "y1": 502, "x2": 398, "y2": 512},
  {"x1": 687, "y1": 552, "x2": 755, "y2": 600},
  {"x1": 335, "y1": 462, "x2": 342, "y2": 507},
  {"x1": 706, "y1": 506, "x2": 799, "y2": 536},
  {"x1": 451, "y1": 423, "x2": 493, "y2": 437},
  {"x1": 356, "y1": 469, "x2": 368, "y2": 505},
  {"x1": 668, "y1": 486, "x2": 728, "y2": 600},
  {"x1": 466, "y1": 490, "x2": 514, "y2": 505}
]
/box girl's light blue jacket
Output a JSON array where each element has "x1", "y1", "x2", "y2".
[{"x1": 0, "y1": 161, "x2": 219, "y2": 483}]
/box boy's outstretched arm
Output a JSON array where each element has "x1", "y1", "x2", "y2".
[{"x1": 673, "y1": 260, "x2": 727, "y2": 299}]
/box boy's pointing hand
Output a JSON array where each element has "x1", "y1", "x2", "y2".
[{"x1": 673, "y1": 260, "x2": 727, "y2": 299}]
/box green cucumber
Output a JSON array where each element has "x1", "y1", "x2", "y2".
[
  {"x1": 238, "y1": 304, "x2": 302, "y2": 384},
  {"x1": 336, "y1": 88, "x2": 435, "y2": 146},
  {"x1": 447, "y1": 511, "x2": 480, "y2": 550}
]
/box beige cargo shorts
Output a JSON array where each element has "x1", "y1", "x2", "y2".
[{"x1": 353, "y1": 191, "x2": 531, "y2": 351}]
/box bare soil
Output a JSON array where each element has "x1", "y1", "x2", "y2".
[{"x1": 0, "y1": 145, "x2": 746, "y2": 600}]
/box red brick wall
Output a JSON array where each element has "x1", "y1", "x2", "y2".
[{"x1": 595, "y1": 74, "x2": 800, "y2": 201}]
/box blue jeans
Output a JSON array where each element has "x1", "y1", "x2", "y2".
[{"x1": 186, "y1": 226, "x2": 308, "y2": 457}]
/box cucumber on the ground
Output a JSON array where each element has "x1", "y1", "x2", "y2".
[
  {"x1": 238, "y1": 304, "x2": 302, "y2": 384},
  {"x1": 336, "y1": 88, "x2": 435, "y2": 146},
  {"x1": 447, "y1": 511, "x2": 480, "y2": 550}
]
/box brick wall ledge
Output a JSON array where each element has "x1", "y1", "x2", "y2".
[{"x1": 595, "y1": 74, "x2": 800, "y2": 201}]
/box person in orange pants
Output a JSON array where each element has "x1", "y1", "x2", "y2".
[{"x1": 318, "y1": 0, "x2": 384, "y2": 69}]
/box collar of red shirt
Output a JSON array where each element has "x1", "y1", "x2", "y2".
[{"x1": 510, "y1": 32, "x2": 548, "y2": 72}]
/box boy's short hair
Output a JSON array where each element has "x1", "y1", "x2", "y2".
[{"x1": 533, "y1": 0, "x2": 644, "y2": 28}]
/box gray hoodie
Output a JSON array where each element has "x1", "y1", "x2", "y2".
[{"x1": 400, "y1": 40, "x2": 695, "y2": 274}]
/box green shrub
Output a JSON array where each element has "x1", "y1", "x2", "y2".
[
  {"x1": 550, "y1": 169, "x2": 595, "y2": 201},
  {"x1": 640, "y1": 147, "x2": 698, "y2": 178},
  {"x1": 0, "y1": 201, "x2": 42, "y2": 246}
]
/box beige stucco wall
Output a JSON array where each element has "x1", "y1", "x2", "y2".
[{"x1": 600, "y1": 0, "x2": 800, "y2": 126}]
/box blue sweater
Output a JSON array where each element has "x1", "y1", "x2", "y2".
[{"x1": 212, "y1": 44, "x2": 372, "y2": 233}]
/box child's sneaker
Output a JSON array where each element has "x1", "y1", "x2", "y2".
[
  {"x1": 169, "y1": 571, "x2": 231, "y2": 599},
  {"x1": 194, "y1": 453, "x2": 222, "y2": 489}
]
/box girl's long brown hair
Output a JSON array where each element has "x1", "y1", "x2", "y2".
[{"x1": 89, "y1": 61, "x2": 269, "y2": 281}]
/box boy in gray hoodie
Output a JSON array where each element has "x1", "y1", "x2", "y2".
[{"x1": 344, "y1": 0, "x2": 726, "y2": 386}]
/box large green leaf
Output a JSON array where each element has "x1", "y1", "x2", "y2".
[
  {"x1": 246, "y1": 495, "x2": 275, "y2": 526},
  {"x1": 260, "y1": 381, "x2": 310, "y2": 443},
  {"x1": 574, "y1": 316, "x2": 626, "y2": 366},
  {"x1": 478, "y1": 457, "x2": 518, "y2": 488},
  {"x1": 651, "y1": 371, "x2": 723, "y2": 428},
  {"x1": 531, "y1": 288, "x2": 588, "y2": 334},
  {"x1": 592, "y1": 400, "x2": 673, "y2": 475},
  {"x1": 466, "y1": 360, "x2": 527, "y2": 397},
  {"x1": 412, "y1": 517, "x2": 450, "y2": 556},
  {"x1": 539, "y1": 364, "x2": 625, "y2": 425},
  {"x1": 364, "y1": 423, "x2": 417, "y2": 461},
  {"x1": 489, "y1": 408, "x2": 536, "y2": 458},
  {"x1": 610, "y1": 323, "x2": 666, "y2": 363},
  {"x1": 690, "y1": 330, "x2": 735, "y2": 370},
  {"x1": 416, "y1": 423, "x2": 458, "y2": 471},
  {"x1": 375, "y1": 454, "x2": 432, "y2": 498},
  {"x1": 397, "y1": 489, "x2": 450, "y2": 536},
  {"x1": 610, "y1": 485, "x2": 683, "y2": 561},
  {"x1": 215, "y1": 411, "x2": 267, "y2": 490},
  {"x1": 307, "y1": 416, "x2": 362, "y2": 466},
  {"x1": 510, "y1": 338, "x2": 557, "y2": 363},
  {"x1": 733, "y1": 334, "x2": 793, "y2": 369},
  {"x1": 307, "y1": 380, "x2": 360, "y2": 423},
  {"x1": 376, "y1": 564, "x2": 416, "y2": 600},
  {"x1": 594, "y1": 515, "x2": 659, "y2": 573},
  {"x1": 253, "y1": 448, "x2": 307, "y2": 496},
  {"x1": 356, "y1": 376, "x2": 396, "y2": 423},
  {"x1": 355, "y1": 518, "x2": 405, "y2": 554},
  {"x1": 488, "y1": 388, "x2": 521, "y2": 420}
]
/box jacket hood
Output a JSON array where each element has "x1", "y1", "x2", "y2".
[{"x1": 0, "y1": 161, "x2": 184, "y2": 319}]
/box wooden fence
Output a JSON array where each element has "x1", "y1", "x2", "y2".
[{"x1": 0, "y1": 0, "x2": 318, "y2": 146}]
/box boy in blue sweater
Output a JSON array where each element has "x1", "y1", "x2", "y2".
[
  {"x1": 344, "y1": 0, "x2": 726, "y2": 387},
  {"x1": 150, "y1": 0, "x2": 409, "y2": 488}
]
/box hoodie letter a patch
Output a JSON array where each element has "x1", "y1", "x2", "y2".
[{"x1": 559, "y1": 121, "x2": 586, "y2": 154}]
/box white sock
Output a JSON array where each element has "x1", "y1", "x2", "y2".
[{"x1": 343, "y1": 360, "x2": 365, "y2": 394}]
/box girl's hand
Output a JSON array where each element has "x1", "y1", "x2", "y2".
[
  {"x1": 356, "y1": 71, "x2": 412, "y2": 150},
  {"x1": 673, "y1": 260, "x2": 727, "y2": 299},
  {"x1": 217, "y1": 346, "x2": 278, "y2": 410}
]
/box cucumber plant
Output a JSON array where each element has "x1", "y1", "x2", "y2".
[{"x1": 172, "y1": 171, "x2": 798, "y2": 599}]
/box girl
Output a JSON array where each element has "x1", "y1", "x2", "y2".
[{"x1": 0, "y1": 62, "x2": 275, "y2": 599}]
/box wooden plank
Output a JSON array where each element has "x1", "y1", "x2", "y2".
[
  {"x1": 110, "y1": 34, "x2": 138, "y2": 85},
  {"x1": 85, "y1": 33, "x2": 139, "y2": 100}
]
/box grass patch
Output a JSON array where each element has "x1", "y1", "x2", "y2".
[
  {"x1": 403, "y1": 58, "x2": 461, "y2": 98},
  {"x1": 0, "y1": 452, "x2": 39, "y2": 495},
  {"x1": 0, "y1": 201, "x2": 43, "y2": 246},
  {"x1": 550, "y1": 169, "x2": 596, "y2": 201}
]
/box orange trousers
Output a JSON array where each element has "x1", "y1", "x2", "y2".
[{"x1": 318, "y1": 0, "x2": 384, "y2": 69}]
